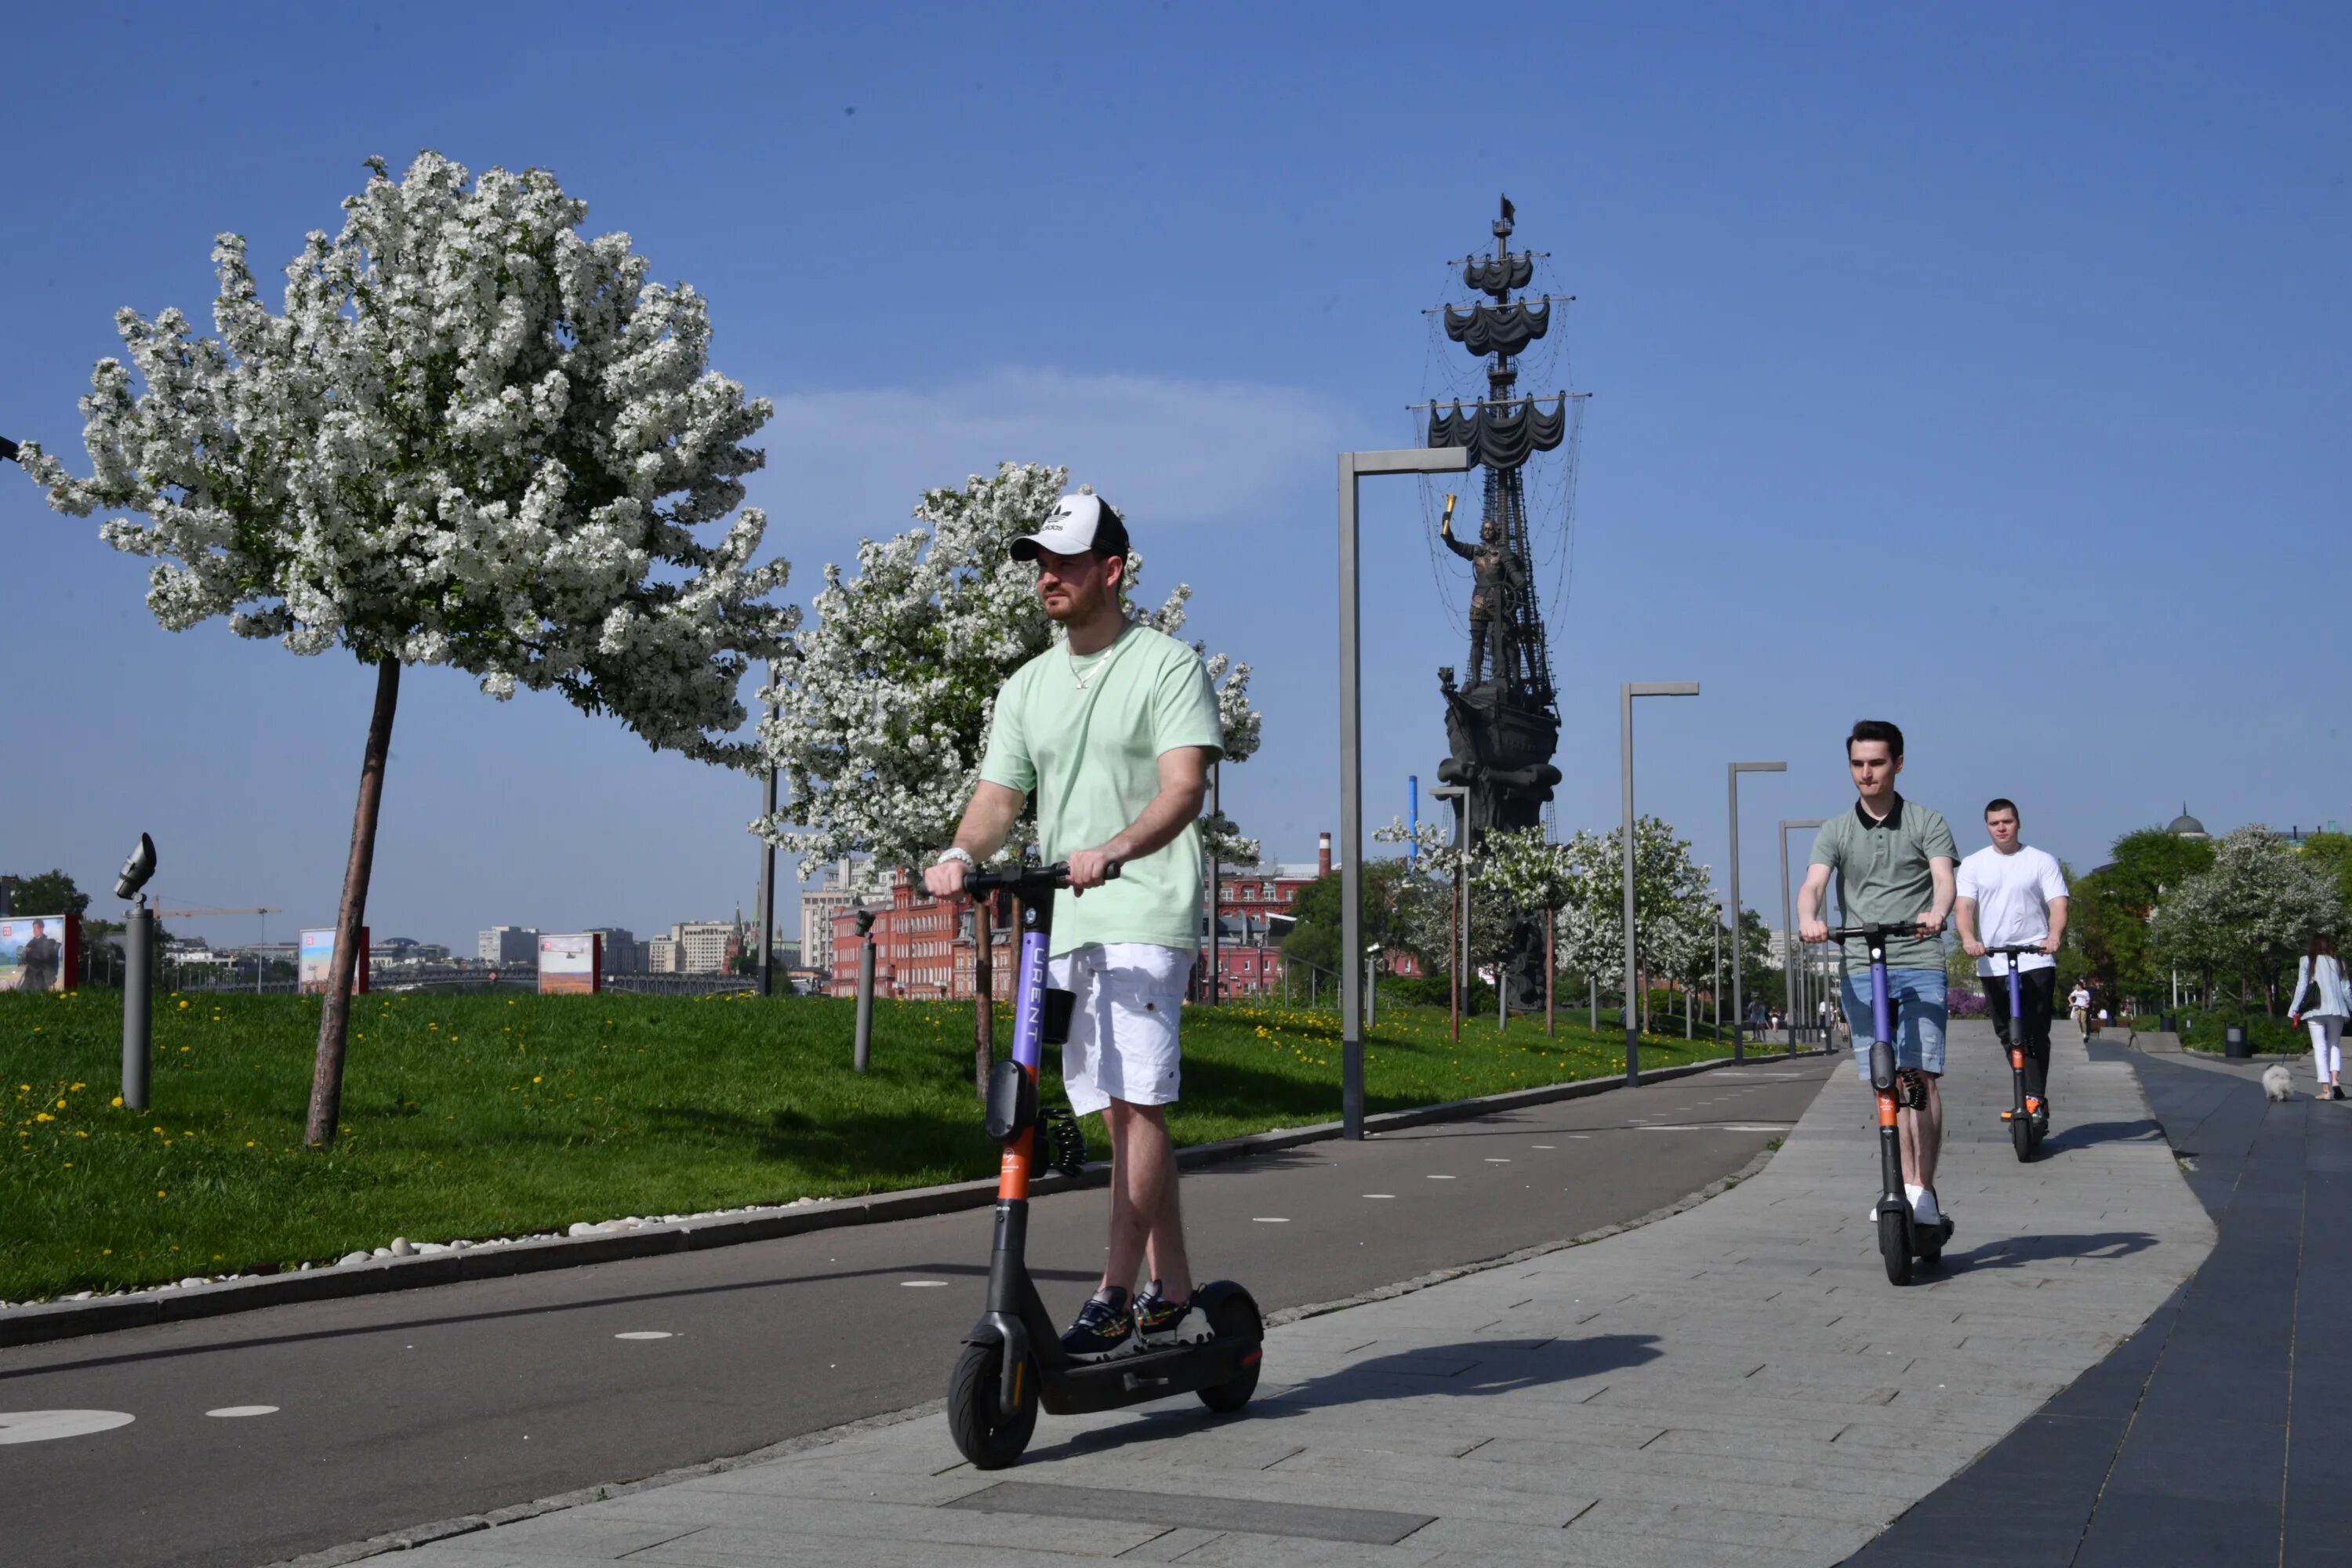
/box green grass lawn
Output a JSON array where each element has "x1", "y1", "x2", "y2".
[{"x1": 0, "y1": 988, "x2": 1749, "y2": 1302}]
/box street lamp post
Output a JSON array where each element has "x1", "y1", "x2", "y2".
[
  {"x1": 757, "y1": 659, "x2": 779, "y2": 999},
  {"x1": 1338, "y1": 445, "x2": 1473, "y2": 1139},
  {"x1": 1726, "y1": 761, "x2": 1786, "y2": 1063},
  {"x1": 1621, "y1": 681, "x2": 1700, "y2": 1085},
  {"x1": 1778, "y1": 818, "x2": 1824, "y2": 1053}
]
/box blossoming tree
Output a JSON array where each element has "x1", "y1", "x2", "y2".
[
  {"x1": 758, "y1": 461, "x2": 1261, "y2": 874},
  {"x1": 20, "y1": 154, "x2": 795, "y2": 1147}
]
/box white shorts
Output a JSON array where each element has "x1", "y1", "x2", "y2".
[{"x1": 1048, "y1": 944, "x2": 1189, "y2": 1117}]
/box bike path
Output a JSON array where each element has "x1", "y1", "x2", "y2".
[
  {"x1": 1849, "y1": 1033, "x2": 2352, "y2": 1567},
  {"x1": 0, "y1": 1054, "x2": 1829, "y2": 1568},
  {"x1": 363, "y1": 1020, "x2": 2210, "y2": 1568}
]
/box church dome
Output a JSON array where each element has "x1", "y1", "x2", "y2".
[{"x1": 2167, "y1": 808, "x2": 2209, "y2": 840}]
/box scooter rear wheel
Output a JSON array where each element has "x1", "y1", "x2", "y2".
[
  {"x1": 1196, "y1": 1292, "x2": 1263, "y2": 1414},
  {"x1": 946, "y1": 1340, "x2": 1039, "y2": 1469},
  {"x1": 2012, "y1": 1111, "x2": 2034, "y2": 1163},
  {"x1": 1878, "y1": 1207, "x2": 1914, "y2": 1286}
]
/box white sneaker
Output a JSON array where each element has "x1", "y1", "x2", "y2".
[{"x1": 1909, "y1": 1187, "x2": 1942, "y2": 1225}]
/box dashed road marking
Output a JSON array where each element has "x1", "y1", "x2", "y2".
[
  {"x1": 0, "y1": 1410, "x2": 136, "y2": 1445},
  {"x1": 205, "y1": 1406, "x2": 278, "y2": 1418},
  {"x1": 614, "y1": 1330, "x2": 676, "y2": 1340}
]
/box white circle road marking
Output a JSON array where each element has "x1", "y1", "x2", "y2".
[
  {"x1": 899, "y1": 1279, "x2": 950, "y2": 1287},
  {"x1": 614, "y1": 1331, "x2": 675, "y2": 1340},
  {"x1": 0, "y1": 1410, "x2": 136, "y2": 1445},
  {"x1": 205, "y1": 1406, "x2": 278, "y2": 1418}
]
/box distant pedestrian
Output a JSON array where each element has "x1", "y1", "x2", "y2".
[
  {"x1": 2287, "y1": 934, "x2": 2350, "y2": 1101},
  {"x1": 2067, "y1": 982, "x2": 2091, "y2": 1041}
]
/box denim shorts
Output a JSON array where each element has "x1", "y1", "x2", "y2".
[{"x1": 1842, "y1": 967, "x2": 1947, "y2": 1081}]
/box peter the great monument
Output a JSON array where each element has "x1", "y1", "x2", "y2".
[{"x1": 1426, "y1": 198, "x2": 1584, "y2": 1011}]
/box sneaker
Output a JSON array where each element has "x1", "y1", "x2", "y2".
[
  {"x1": 1059, "y1": 1287, "x2": 1132, "y2": 1362},
  {"x1": 1134, "y1": 1281, "x2": 1212, "y2": 1348},
  {"x1": 1910, "y1": 1186, "x2": 1943, "y2": 1226}
]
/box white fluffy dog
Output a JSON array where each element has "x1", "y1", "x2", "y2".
[{"x1": 2263, "y1": 1064, "x2": 2294, "y2": 1102}]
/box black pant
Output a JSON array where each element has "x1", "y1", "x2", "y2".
[{"x1": 1983, "y1": 967, "x2": 2056, "y2": 1102}]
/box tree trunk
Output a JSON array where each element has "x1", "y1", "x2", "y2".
[
  {"x1": 971, "y1": 895, "x2": 994, "y2": 1098},
  {"x1": 306, "y1": 659, "x2": 400, "y2": 1149}
]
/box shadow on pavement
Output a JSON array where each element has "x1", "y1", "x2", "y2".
[
  {"x1": 2038, "y1": 1118, "x2": 2168, "y2": 1153},
  {"x1": 1939, "y1": 1231, "x2": 2158, "y2": 1273},
  {"x1": 1022, "y1": 1334, "x2": 1666, "y2": 1461}
]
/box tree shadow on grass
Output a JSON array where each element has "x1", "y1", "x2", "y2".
[{"x1": 643, "y1": 1103, "x2": 996, "y2": 1185}]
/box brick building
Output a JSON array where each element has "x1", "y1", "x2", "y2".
[{"x1": 826, "y1": 870, "x2": 1014, "y2": 1000}]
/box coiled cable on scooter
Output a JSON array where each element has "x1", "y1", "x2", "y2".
[{"x1": 1038, "y1": 1104, "x2": 1087, "y2": 1178}]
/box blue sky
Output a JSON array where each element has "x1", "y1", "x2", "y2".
[{"x1": 2, "y1": 3, "x2": 2344, "y2": 950}]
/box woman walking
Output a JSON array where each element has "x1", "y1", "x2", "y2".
[{"x1": 2287, "y1": 934, "x2": 2351, "y2": 1101}]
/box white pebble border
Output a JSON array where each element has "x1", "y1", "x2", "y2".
[{"x1": 0, "y1": 1196, "x2": 840, "y2": 1315}]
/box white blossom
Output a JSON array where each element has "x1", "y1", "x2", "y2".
[
  {"x1": 20, "y1": 152, "x2": 794, "y2": 764},
  {"x1": 757, "y1": 461, "x2": 1261, "y2": 873}
]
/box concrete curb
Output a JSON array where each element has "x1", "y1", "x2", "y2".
[
  {"x1": 1, "y1": 1045, "x2": 1826, "y2": 1349},
  {"x1": 266, "y1": 1127, "x2": 1796, "y2": 1568}
]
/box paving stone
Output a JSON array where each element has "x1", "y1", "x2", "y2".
[{"x1": 404, "y1": 1024, "x2": 2209, "y2": 1568}]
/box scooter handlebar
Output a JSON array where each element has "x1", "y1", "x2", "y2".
[
  {"x1": 964, "y1": 860, "x2": 1123, "y2": 896},
  {"x1": 1825, "y1": 924, "x2": 1914, "y2": 942},
  {"x1": 1982, "y1": 943, "x2": 2043, "y2": 957}
]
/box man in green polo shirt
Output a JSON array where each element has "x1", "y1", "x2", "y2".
[
  {"x1": 1798, "y1": 720, "x2": 1958, "y2": 1226},
  {"x1": 925, "y1": 488, "x2": 1225, "y2": 1362}
]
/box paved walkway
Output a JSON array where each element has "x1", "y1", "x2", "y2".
[
  {"x1": 1851, "y1": 1032, "x2": 2352, "y2": 1566},
  {"x1": 368, "y1": 1021, "x2": 2210, "y2": 1568}
]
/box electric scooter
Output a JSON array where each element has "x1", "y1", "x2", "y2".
[
  {"x1": 1829, "y1": 922, "x2": 1958, "y2": 1287},
  {"x1": 946, "y1": 862, "x2": 1263, "y2": 1469},
  {"x1": 1986, "y1": 944, "x2": 2045, "y2": 1162}
]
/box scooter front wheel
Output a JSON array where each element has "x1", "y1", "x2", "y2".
[
  {"x1": 1197, "y1": 1291, "x2": 1263, "y2": 1414},
  {"x1": 2013, "y1": 1111, "x2": 2034, "y2": 1163},
  {"x1": 947, "y1": 1340, "x2": 1040, "y2": 1469},
  {"x1": 1878, "y1": 1207, "x2": 1914, "y2": 1286}
]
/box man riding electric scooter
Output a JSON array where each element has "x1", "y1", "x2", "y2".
[
  {"x1": 926, "y1": 488, "x2": 1227, "y2": 1362},
  {"x1": 1799, "y1": 720, "x2": 1959, "y2": 1236},
  {"x1": 1955, "y1": 798, "x2": 2068, "y2": 1147}
]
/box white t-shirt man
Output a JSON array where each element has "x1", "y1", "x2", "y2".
[
  {"x1": 2067, "y1": 986, "x2": 2091, "y2": 1014},
  {"x1": 1955, "y1": 844, "x2": 2070, "y2": 977}
]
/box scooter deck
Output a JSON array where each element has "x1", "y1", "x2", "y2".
[{"x1": 1041, "y1": 1334, "x2": 1262, "y2": 1416}]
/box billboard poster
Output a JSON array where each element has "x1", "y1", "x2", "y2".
[
  {"x1": 297, "y1": 926, "x2": 370, "y2": 995},
  {"x1": 538, "y1": 933, "x2": 602, "y2": 995},
  {"x1": 0, "y1": 914, "x2": 78, "y2": 993}
]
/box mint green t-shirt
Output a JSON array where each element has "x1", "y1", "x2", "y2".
[{"x1": 977, "y1": 624, "x2": 1225, "y2": 956}]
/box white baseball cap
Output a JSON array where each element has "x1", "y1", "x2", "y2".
[{"x1": 1010, "y1": 491, "x2": 1128, "y2": 562}]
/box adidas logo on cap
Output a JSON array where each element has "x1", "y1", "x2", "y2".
[{"x1": 1011, "y1": 491, "x2": 1128, "y2": 561}]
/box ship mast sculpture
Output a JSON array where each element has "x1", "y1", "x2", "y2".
[{"x1": 1427, "y1": 196, "x2": 1580, "y2": 1012}]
